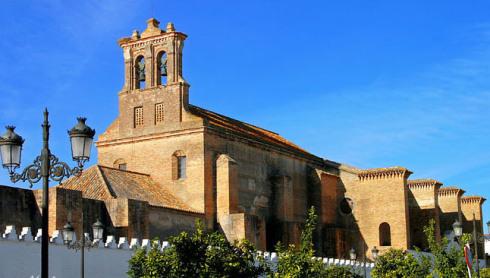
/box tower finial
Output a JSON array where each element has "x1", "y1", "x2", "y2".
[
  {"x1": 141, "y1": 18, "x2": 163, "y2": 38},
  {"x1": 166, "y1": 22, "x2": 175, "y2": 32}
]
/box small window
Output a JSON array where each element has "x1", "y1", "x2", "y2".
[
  {"x1": 134, "y1": 107, "x2": 143, "y2": 127},
  {"x1": 339, "y1": 198, "x2": 353, "y2": 215},
  {"x1": 178, "y1": 156, "x2": 186, "y2": 179},
  {"x1": 118, "y1": 163, "x2": 127, "y2": 170},
  {"x1": 155, "y1": 103, "x2": 164, "y2": 124},
  {"x1": 379, "y1": 222, "x2": 391, "y2": 246}
]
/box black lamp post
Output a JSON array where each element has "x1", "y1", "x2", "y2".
[
  {"x1": 0, "y1": 109, "x2": 95, "y2": 278},
  {"x1": 63, "y1": 218, "x2": 104, "y2": 278}
]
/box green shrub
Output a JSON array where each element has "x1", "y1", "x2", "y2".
[
  {"x1": 273, "y1": 207, "x2": 360, "y2": 278},
  {"x1": 371, "y1": 249, "x2": 431, "y2": 278},
  {"x1": 127, "y1": 220, "x2": 267, "y2": 278}
]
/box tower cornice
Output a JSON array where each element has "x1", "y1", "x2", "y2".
[
  {"x1": 358, "y1": 166, "x2": 412, "y2": 181},
  {"x1": 407, "y1": 179, "x2": 442, "y2": 190}
]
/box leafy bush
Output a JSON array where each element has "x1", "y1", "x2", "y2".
[
  {"x1": 127, "y1": 220, "x2": 267, "y2": 278},
  {"x1": 274, "y1": 207, "x2": 360, "y2": 278},
  {"x1": 480, "y1": 268, "x2": 490, "y2": 278},
  {"x1": 423, "y1": 219, "x2": 471, "y2": 277},
  {"x1": 371, "y1": 249, "x2": 431, "y2": 278}
]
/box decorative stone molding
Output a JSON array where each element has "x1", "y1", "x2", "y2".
[
  {"x1": 50, "y1": 230, "x2": 64, "y2": 245},
  {"x1": 461, "y1": 196, "x2": 486, "y2": 205},
  {"x1": 407, "y1": 179, "x2": 442, "y2": 190},
  {"x1": 2, "y1": 225, "x2": 17, "y2": 241},
  {"x1": 130, "y1": 238, "x2": 140, "y2": 249},
  {"x1": 34, "y1": 228, "x2": 42, "y2": 242},
  {"x1": 438, "y1": 186, "x2": 465, "y2": 197},
  {"x1": 19, "y1": 227, "x2": 33, "y2": 242},
  {"x1": 118, "y1": 237, "x2": 130, "y2": 249},
  {"x1": 358, "y1": 166, "x2": 412, "y2": 181},
  {"x1": 105, "y1": 235, "x2": 118, "y2": 249}
]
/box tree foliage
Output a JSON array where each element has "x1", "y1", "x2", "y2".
[
  {"x1": 127, "y1": 220, "x2": 267, "y2": 278},
  {"x1": 423, "y1": 219, "x2": 471, "y2": 277},
  {"x1": 371, "y1": 249, "x2": 431, "y2": 278},
  {"x1": 273, "y1": 207, "x2": 360, "y2": 278},
  {"x1": 371, "y1": 218, "x2": 476, "y2": 278}
]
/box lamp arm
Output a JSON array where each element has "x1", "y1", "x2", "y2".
[
  {"x1": 10, "y1": 156, "x2": 43, "y2": 186},
  {"x1": 49, "y1": 155, "x2": 82, "y2": 182},
  {"x1": 9, "y1": 154, "x2": 82, "y2": 186}
]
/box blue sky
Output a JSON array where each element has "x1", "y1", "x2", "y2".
[{"x1": 1, "y1": 1, "x2": 490, "y2": 226}]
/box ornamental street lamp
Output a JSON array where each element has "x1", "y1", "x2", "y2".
[
  {"x1": 63, "y1": 222, "x2": 75, "y2": 244},
  {"x1": 453, "y1": 215, "x2": 485, "y2": 278},
  {"x1": 453, "y1": 219, "x2": 463, "y2": 238},
  {"x1": 349, "y1": 248, "x2": 357, "y2": 260},
  {"x1": 371, "y1": 246, "x2": 379, "y2": 260},
  {"x1": 92, "y1": 219, "x2": 104, "y2": 242},
  {"x1": 63, "y1": 217, "x2": 104, "y2": 278},
  {"x1": 0, "y1": 109, "x2": 95, "y2": 278}
]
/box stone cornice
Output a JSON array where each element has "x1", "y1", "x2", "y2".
[
  {"x1": 358, "y1": 166, "x2": 412, "y2": 181},
  {"x1": 438, "y1": 186, "x2": 465, "y2": 197},
  {"x1": 461, "y1": 196, "x2": 486, "y2": 205},
  {"x1": 407, "y1": 179, "x2": 442, "y2": 190},
  {"x1": 95, "y1": 127, "x2": 205, "y2": 147},
  {"x1": 118, "y1": 32, "x2": 187, "y2": 48}
]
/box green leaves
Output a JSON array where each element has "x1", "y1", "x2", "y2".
[
  {"x1": 371, "y1": 249, "x2": 431, "y2": 278},
  {"x1": 274, "y1": 207, "x2": 360, "y2": 278},
  {"x1": 127, "y1": 220, "x2": 267, "y2": 278},
  {"x1": 371, "y1": 219, "x2": 473, "y2": 278}
]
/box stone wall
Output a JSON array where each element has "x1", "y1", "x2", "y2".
[
  {"x1": 148, "y1": 206, "x2": 203, "y2": 239},
  {"x1": 98, "y1": 131, "x2": 206, "y2": 213},
  {"x1": 407, "y1": 179, "x2": 441, "y2": 250},
  {"x1": 204, "y1": 131, "x2": 327, "y2": 251},
  {"x1": 0, "y1": 185, "x2": 41, "y2": 236},
  {"x1": 438, "y1": 187, "x2": 464, "y2": 236}
]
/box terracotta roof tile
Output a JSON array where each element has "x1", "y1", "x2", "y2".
[
  {"x1": 59, "y1": 165, "x2": 199, "y2": 213},
  {"x1": 189, "y1": 105, "x2": 319, "y2": 160}
]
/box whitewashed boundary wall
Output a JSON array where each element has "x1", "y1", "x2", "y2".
[{"x1": 0, "y1": 225, "x2": 374, "y2": 278}]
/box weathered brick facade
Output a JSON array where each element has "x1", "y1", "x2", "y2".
[{"x1": 0, "y1": 19, "x2": 485, "y2": 260}]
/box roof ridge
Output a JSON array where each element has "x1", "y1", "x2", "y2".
[
  {"x1": 95, "y1": 165, "x2": 117, "y2": 198},
  {"x1": 189, "y1": 104, "x2": 280, "y2": 135},
  {"x1": 98, "y1": 165, "x2": 151, "y2": 176}
]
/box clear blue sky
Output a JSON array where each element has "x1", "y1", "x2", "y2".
[{"x1": 1, "y1": 1, "x2": 489, "y2": 227}]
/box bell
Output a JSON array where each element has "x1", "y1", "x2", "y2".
[
  {"x1": 138, "y1": 60, "x2": 146, "y2": 81},
  {"x1": 160, "y1": 56, "x2": 167, "y2": 77}
]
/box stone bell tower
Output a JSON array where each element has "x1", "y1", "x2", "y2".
[
  {"x1": 119, "y1": 18, "x2": 186, "y2": 90},
  {"x1": 103, "y1": 18, "x2": 199, "y2": 142}
]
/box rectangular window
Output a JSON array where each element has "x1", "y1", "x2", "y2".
[
  {"x1": 134, "y1": 107, "x2": 143, "y2": 127},
  {"x1": 118, "y1": 163, "x2": 127, "y2": 170},
  {"x1": 177, "y1": 156, "x2": 187, "y2": 179},
  {"x1": 155, "y1": 103, "x2": 164, "y2": 124}
]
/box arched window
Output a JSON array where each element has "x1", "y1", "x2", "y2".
[
  {"x1": 156, "y1": 51, "x2": 167, "y2": 85},
  {"x1": 113, "y1": 158, "x2": 127, "y2": 170},
  {"x1": 135, "y1": 55, "x2": 146, "y2": 89},
  {"x1": 379, "y1": 222, "x2": 391, "y2": 246},
  {"x1": 172, "y1": 151, "x2": 186, "y2": 180}
]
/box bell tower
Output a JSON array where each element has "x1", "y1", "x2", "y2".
[
  {"x1": 104, "y1": 18, "x2": 199, "y2": 141},
  {"x1": 119, "y1": 18, "x2": 186, "y2": 90}
]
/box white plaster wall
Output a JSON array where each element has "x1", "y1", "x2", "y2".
[
  {"x1": 0, "y1": 226, "x2": 374, "y2": 278},
  {"x1": 0, "y1": 240, "x2": 133, "y2": 278}
]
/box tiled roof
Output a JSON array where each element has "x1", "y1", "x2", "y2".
[
  {"x1": 59, "y1": 165, "x2": 199, "y2": 213},
  {"x1": 189, "y1": 105, "x2": 320, "y2": 160}
]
